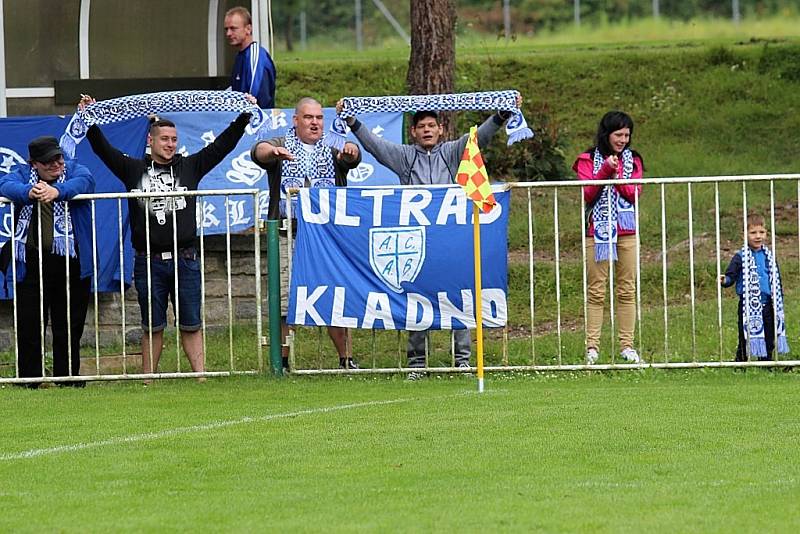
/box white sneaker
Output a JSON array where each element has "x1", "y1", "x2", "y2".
[
  {"x1": 620, "y1": 347, "x2": 641, "y2": 363},
  {"x1": 586, "y1": 348, "x2": 599, "y2": 365}
]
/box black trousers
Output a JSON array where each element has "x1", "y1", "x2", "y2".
[
  {"x1": 15, "y1": 253, "x2": 90, "y2": 379},
  {"x1": 736, "y1": 297, "x2": 775, "y2": 362}
]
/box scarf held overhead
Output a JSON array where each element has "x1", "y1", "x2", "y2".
[
  {"x1": 13, "y1": 167, "x2": 76, "y2": 263},
  {"x1": 741, "y1": 245, "x2": 789, "y2": 358},
  {"x1": 327, "y1": 90, "x2": 533, "y2": 151},
  {"x1": 591, "y1": 148, "x2": 636, "y2": 262},
  {"x1": 59, "y1": 90, "x2": 265, "y2": 158}
]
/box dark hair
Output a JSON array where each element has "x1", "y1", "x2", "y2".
[
  {"x1": 149, "y1": 117, "x2": 176, "y2": 135},
  {"x1": 594, "y1": 110, "x2": 634, "y2": 157},
  {"x1": 411, "y1": 110, "x2": 439, "y2": 127}
]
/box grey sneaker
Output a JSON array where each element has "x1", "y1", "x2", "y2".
[
  {"x1": 620, "y1": 347, "x2": 641, "y2": 363},
  {"x1": 586, "y1": 348, "x2": 599, "y2": 365},
  {"x1": 407, "y1": 371, "x2": 426, "y2": 381}
]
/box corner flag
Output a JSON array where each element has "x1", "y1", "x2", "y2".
[{"x1": 455, "y1": 125, "x2": 496, "y2": 213}]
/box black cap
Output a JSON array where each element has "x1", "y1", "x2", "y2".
[{"x1": 28, "y1": 136, "x2": 63, "y2": 163}]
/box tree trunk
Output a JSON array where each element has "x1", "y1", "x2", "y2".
[
  {"x1": 285, "y1": 11, "x2": 295, "y2": 53},
  {"x1": 406, "y1": 0, "x2": 457, "y2": 139}
]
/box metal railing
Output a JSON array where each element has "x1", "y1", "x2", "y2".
[
  {"x1": 3, "y1": 174, "x2": 799, "y2": 383},
  {"x1": 288, "y1": 174, "x2": 800, "y2": 374},
  {"x1": 0, "y1": 189, "x2": 263, "y2": 385}
]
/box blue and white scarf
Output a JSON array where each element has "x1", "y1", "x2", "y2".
[
  {"x1": 279, "y1": 127, "x2": 336, "y2": 218},
  {"x1": 327, "y1": 90, "x2": 533, "y2": 151},
  {"x1": 60, "y1": 90, "x2": 265, "y2": 158},
  {"x1": 591, "y1": 148, "x2": 636, "y2": 262},
  {"x1": 741, "y1": 245, "x2": 789, "y2": 358},
  {"x1": 13, "y1": 167, "x2": 75, "y2": 263}
]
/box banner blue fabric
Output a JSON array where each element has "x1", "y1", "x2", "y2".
[
  {"x1": 164, "y1": 108, "x2": 403, "y2": 235},
  {"x1": 288, "y1": 187, "x2": 509, "y2": 330},
  {"x1": 0, "y1": 115, "x2": 148, "y2": 298}
]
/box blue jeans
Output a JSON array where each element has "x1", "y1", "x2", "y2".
[{"x1": 134, "y1": 251, "x2": 202, "y2": 332}]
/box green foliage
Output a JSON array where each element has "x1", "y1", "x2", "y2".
[{"x1": 758, "y1": 42, "x2": 800, "y2": 81}]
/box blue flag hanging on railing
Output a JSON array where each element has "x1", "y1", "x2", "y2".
[
  {"x1": 0, "y1": 115, "x2": 147, "y2": 299},
  {"x1": 288, "y1": 186, "x2": 509, "y2": 330}
]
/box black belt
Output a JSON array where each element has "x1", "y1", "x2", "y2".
[{"x1": 136, "y1": 247, "x2": 197, "y2": 260}]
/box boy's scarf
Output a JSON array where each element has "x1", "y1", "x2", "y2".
[
  {"x1": 327, "y1": 90, "x2": 533, "y2": 151},
  {"x1": 59, "y1": 90, "x2": 265, "y2": 158},
  {"x1": 14, "y1": 167, "x2": 76, "y2": 263},
  {"x1": 591, "y1": 148, "x2": 636, "y2": 262},
  {"x1": 741, "y1": 245, "x2": 789, "y2": 357},
  {"x1": 279, "y1": 127, "x2": 336, "y2": 218}
]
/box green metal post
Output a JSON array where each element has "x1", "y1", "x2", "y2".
[{"x1": 267, "y1": 220, "x2": 283, "y2": 376}]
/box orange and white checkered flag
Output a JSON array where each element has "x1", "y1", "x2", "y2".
[{"x1": 455, "y1": 125, "x2": 496, "y2": 213}]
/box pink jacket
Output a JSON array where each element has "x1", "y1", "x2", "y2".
[{"x1": 573, "y1": 151, "x2": 643, "y2": 237}]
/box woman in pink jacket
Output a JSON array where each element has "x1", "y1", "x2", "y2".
[{"x1": 574, "y1": 111, "x2": 644, "y2": 365}]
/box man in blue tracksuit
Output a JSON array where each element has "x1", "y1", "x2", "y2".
[
  {"x1": 0, "y1": 136, "x2": 95, "y2": 387},
  {"x1": 224, "y1": 6, "x2": 276, "y2": 109}
]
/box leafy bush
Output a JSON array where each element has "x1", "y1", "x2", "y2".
[{"x1": 758, "y1": 43, "x2": 800, "y2": 81}]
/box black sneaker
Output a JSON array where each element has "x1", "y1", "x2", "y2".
[{"x1": 339, "y1": 357, "x2": 359, "y2": 369}]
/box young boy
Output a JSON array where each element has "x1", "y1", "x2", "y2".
[{"x1": 720, "y1": 214, "x2": 789, "y2": 361}]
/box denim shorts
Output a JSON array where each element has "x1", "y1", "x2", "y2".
[{"x1": 133, "y1": 251, "x2": 202, "y2": 332}]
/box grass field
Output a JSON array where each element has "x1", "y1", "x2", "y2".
[{"x1": 1, "y1": 371, "x2": 799, "y2": 532}]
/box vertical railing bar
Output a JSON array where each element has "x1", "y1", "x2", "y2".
[
  {"x1": 91, "y1": 200, "x2": 100, "y2": 375},
  {"x1": 502, "y1": 326, "x2": 508, "y2": 367},
  {"x1": 607, "y1": 183, "x2": 615, "y2": 364},
  {"x1": 527, "y1": 188, "x2": 536, "y2": 365},
  {"x1": 660, "y1": 183, "x2": 669, "y2": 362},
  {"x1": 172, "y1": 203, "x2": 180, "y2": 373},
  {"x1": 317, "y1": 327, "x2": 323, "y2": 370},
  {"x1": 634, "y1": 186, "x2": 642, "y2": 359},
  {"x1": 37, "y1": 202, "x2": 45, "y2": 377},
  {"x1": 10, "y1": 203, "x2": 19, "y2": 378},
  {"x1": 225, "y1": 196, "x2": 234, "y2": 372},
  {"x1": 371, "y1": 329, "x2": 376, "y2": 370},
  {"x1": 580, "y1": 187, "x2": 588, "y2": 363},
  {"x1": 553, "y1": 187, "x2": 562, "y2": 366},
  {"x1": 769, "y1": 180, "x2": 778, "y2": 361},
  {"x1": 199, "y1": 195, "x2": 208, "y2": 369},
  {"x1": 65, "y1": 202, "x2": 74, "y2": 378},
  {"x1": 396, "y1": 330, "x2": 402, "y2": 371},
  {"x1": 145, "y1": 198, "x2": 154, "y2": 377},
  {"x1": 714, "y1": 182, "x2": 724, "y2": 362},
  {"x1": 287, "y1": 190, "x2": 294, "y2": 370},
  {"x1": 687, "y1": 183, "x2": 697, "y2": 361},
  {"x1": 253, "y1": 191, "x2": 264, "y2": 373},
  {"x1": 742, "y1": 182, "x2": 750, "y2": 361},
  {"x1": 450, "y1": 331, "x2": 455, "y2": 368},
  {"x1": 117, "y1": 198, "x2": 127, "y2": 374}
]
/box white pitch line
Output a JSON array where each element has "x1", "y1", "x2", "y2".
[{"x1": 1, "y1": 398, "x2": 413, "y2": 462}]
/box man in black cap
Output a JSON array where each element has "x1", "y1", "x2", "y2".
[{"x1": 0, "y1": 136, "x2": 95, "y2": 387}]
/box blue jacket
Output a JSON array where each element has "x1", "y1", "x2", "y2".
[
  {"x1": 721, "y1": 248, "x2": 774, "y2": 302},
  {"x1": 0, "y1": 160, "x2": 96, "y2": 283},
  {"x1": 231, "y1": 42, "x2": 276, "y2": 109}
]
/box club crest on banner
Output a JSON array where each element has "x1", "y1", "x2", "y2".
[
  {"x1": 0, "y1": 147, "x2": 26, "y2": 174},
  {"x1": 369, "y1": 227, "x2": 426, "y2": 293},
  {"x1": 347, "y1": 163, "x2": 374, "y2": 183}
]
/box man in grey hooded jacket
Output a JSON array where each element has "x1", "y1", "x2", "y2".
[{"x1": 337, "y1": 99, "x2": 519, "y2": 372}]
